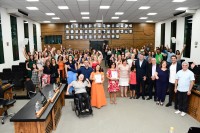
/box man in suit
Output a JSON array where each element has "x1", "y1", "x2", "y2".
[
  {"x1": 146, "y1": 58, "x2": 159, "y2": 101},
  {"x1": 135, "y1": 53, "x2": 148, "y2": 100},
  {"x1": 166, "y1": 55, "x2": 182, "y2": 109}
]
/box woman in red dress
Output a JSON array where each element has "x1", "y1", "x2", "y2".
[
  {"x1": 106, "y1": 62, "x2": 120, "y2": 104},
  {"x1": 91, "y1": 55, "x2": 100, "y2": 70}
]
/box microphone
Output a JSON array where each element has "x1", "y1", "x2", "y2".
[{"x1": 39, "y1": 90, "x2": 47, "y2": 107}]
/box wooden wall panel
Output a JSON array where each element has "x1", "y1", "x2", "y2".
[{"x1": 41, "y1": 23, "x2": 155, "y2": 50}]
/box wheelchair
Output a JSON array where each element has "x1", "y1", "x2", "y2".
[{"x1": 71, "y1": 89, "x2": 93, "y2": 117}]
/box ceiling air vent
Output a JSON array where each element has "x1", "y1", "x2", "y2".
[
  {"x1": 174, "y1": 9, "x2": 196, "y2": 17},
  {"x1": 7, "y1": 9, "x2": 28, "y2": 17}
]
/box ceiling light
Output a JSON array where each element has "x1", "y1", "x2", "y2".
[
  {"x1": 121, "y1": 20, "x2": 129, "y2": 22},
  {"x1": 82, "y1": 17, "x2": 90, "y2": 19},
  {"x1": 46, "y1": 13, "x2": 55, "y2": 16},
  {"x1": 58, "y1": 6, "x2": 69, "y2": 9},
  {"x1": 26, "y1": 7, "x2": 39, "y2": 10},
  {"x1": 175, "y1": 7, "x2": 188, "y2": 10},
  {"x1": 77, "y1": 0, "x2": 88, "y2": 1},
  {"x1": 146, "y1": 20, "x2": 153, "y2": 22},
  {"x1": 81, "y1": 12, "x2": 90, "y2": 15},
  {"x1": 172, "y1": 0, "x2": 186, "y2": 2},
  {"x1": 111, "y1": 17, "x2": 119, "y2": 19},
  {"x1": 126, "y1": 0, "x2": 137, "y2": 1},
  {"x1": 96, "y1": 20, "x2": 103, "y2": 22},
  {"x1": 70, "y1": 20, "x2": 77, "y2": 22},
  {"x1": 52, "y1": 17, "x2": 60, "y2": 20},
  {"x1": 115, "y1": 12, "x2": 124, "y2": 15},
  {"x1": 24, "y1": 21, "x2": 28, "y2": 23},
  {"x1": 140, "y1": 17, "x2": 148, "y2": 19},
  {"x1": 147, "y1": 13, "x2": 157, "y2": 15},
  {"x1": 26, "y1": 0, "x2": 39, "y2": 2},
  {"x1": 100, "y1": 6, "x2": 110, "y2": 9},
  {"x1": 43, "y1": 21, "x2": 51, "y2": 23},
  {"x1": 139, "y1": 6, "x2": 150, "y2": 10}
]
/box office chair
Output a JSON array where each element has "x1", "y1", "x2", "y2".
[{"x1": 0, "y1": 86, "x2": 16, "y2": 124}]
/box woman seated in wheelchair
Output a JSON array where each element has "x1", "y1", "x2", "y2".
[{"x1": 66, "y1": 74, "x2": 91, "y2": 113}]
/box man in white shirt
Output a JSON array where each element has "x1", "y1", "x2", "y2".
[
  {"x1": 166, "y1": 55, "x2": 182, "y2": 109},
  {"x1": 174, "y1": 61, "x2": 195, "y2": 116}
]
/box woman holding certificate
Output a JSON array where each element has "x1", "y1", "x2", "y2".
[
  {"x1": 118, "y1": 59, "x2": 130, "y2": 97},
  {"x1": 106, "y1": 62, "x2": 120, "y2": 104},
  {"x1": 90, "y1": 65, "x2": 107, "y2": 108}
]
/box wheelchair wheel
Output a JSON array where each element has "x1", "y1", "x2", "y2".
[{"x1": 75, "y1": 109, "x2": 80, "y2": 117}]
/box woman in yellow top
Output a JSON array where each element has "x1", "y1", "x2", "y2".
[{"x1": 90, "y1": 65, "x2": 107, "y2": 108}]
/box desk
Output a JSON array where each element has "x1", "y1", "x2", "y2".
[
  {"x1": 188, "y1": 89, "x2": 200, "y2": 122},
  {"x1": 0, "y1": 84, "x2": 14, "y2": 116},
  {"x1": 10, "y1": 84, "x2": 66, "y2": 133}
]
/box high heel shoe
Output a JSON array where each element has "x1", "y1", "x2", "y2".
[
  {"x1": 160, "y1": 102, "x2": 163, "y2": 106},
  {"x1": 156, "y1": 101, "x2": 160, "y2": 105}
]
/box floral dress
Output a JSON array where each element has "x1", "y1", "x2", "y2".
[{"x1": 107, "y1": 69, "x2": 120, "y2": 92}]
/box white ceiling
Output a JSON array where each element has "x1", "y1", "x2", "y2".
[{"x1": 0, "y1": 0, "x2": 200, "y2": 23}]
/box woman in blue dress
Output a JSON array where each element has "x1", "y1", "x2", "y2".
[
  {"x1": 155, "y1": 61, "x2": 169, "y2": 106},
  {"x1": 65, "y1": 55, "x2": 77, "y2": 94}
]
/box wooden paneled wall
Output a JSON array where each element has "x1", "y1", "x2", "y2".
[{"x1": 41, "y1": 23, "x2": 155, "y2": 50}]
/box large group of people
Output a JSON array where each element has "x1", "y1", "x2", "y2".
[{"x1": 23, "y1": 43, "x2": 196, "y2": 116}]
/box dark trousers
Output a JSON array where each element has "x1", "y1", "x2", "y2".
[
  {"x1": 168, "y1": 83, "x2": 178, "y2": 108},
  {"x1": 137, "y1": 78, "x2": 145, "y2": 97},
  {"x1": 147, "y1": 79, "x2": 156, "y2": 99},
  {"x1": 76, "y1": 93, "x2": 90, "y2": 111},
  {"x1": 157, "y1": 87, "x2": 167, "y2": 102},
  {"x1": 177, "y1": 91, "x2": 188, "y2": 112}
]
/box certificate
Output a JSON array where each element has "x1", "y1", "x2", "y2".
[
  {"x1": 94, "y1": 74, "x2": 102, "y2": 83},
  {"x1": 111, "y1": 71, "x2": 118, "y2": 79}
]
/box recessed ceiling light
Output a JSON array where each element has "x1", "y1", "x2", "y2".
[
  {"x1": 96, "y1": 20, "x2": 103, "y2": 22},
  {"x1": 82, "y1": 17, "x2": 90, "y2": 19},
  {"x1": 175, "y1": 7, "x2": 188, "y2": 10},
  {"x1": 126, "y1": 0, "x2": 137, "y2": 1},
  {"x1": 81, "y1": 12, "x2": 90, "y2": 15},
  {"x1": 52, "y1": 17, "x2": 60, "y2": 20},
  {"x1": 111, "y1": 17, "x2": 119, "y2": 19},
  {"x1": 26, "y1": 0, "x2": 39, "y2": 2},
  {"x1": 172, "y1": 0, "x2": 186, "y2": 2},
  {"x1": 146, "y1": 20, "x2": 153, "y2": 22},
  {"x1": 121, "y1": 20, "x2": 129, "y2": 22},
  {"x1": 140, "y1": 17, "x2": 148, "y2": 19},
  {"x1": 46, "y1": 13, "x2": 55, "y2": 16},
  {"x1": 43, "y1": 21, "x2": 51, "y2": 23},
  {"x1": 115, "y1": 12, "x2": 124, "y2": 15},
  {"x1": 58, "y1": 6, "x2": 69, "y2": 9},
  {"x1": 77, "y1": 0, "x2": 88, "y2": 1},
  {"x1": 139, "y1": 6, "x2": 150, "y2": 10},
  {"x1": 26, "y1": 7, "x2": 39, "y2": 10},
  {"x1": 147, "y1": 13, "x2": 157, "y2": 15},
  {"x1": 100, "y1": 6, "x2": 110, "y2": 9},
  {"x1": 70, "y1": 20, "x2": 77, "y2": 22}
]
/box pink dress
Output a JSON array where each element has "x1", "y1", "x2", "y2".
[{"x1": 107, "y1": 69, "x2": 120, "y2": 92}]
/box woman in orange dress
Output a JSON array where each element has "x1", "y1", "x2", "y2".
[
  {"x1": 57, "y1": 55, "x2": 65, "y2": 81},
  {"x1": 90, "y1": 65, "x2": 107, "y2": 108}
]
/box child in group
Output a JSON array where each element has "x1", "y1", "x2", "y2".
[{"x1": 129, "y1": 65, "x2": 137, "y2": 99}]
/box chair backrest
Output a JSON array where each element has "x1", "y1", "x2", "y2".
[{"x1": 0, "y1": 85, "x2": 3, "y2": 98}]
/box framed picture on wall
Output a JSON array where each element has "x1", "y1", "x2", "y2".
[
  {"x1": 80, "y1": 35, "x2": 83, "y2": 39},
  {"x1": 107, "y1": 24, "x2": 110, "y2": 28},
  {"x1": 93, "y1": 24, "x2": 97, "y2": 28},
  {"x1": 111, "y1": 30, "x2": 115, "y2": 34},
  {"x1": 120, "y1": 23, "x2": 124, "y2": 28},
  {"x1": 70, "y1": 30, "x2": 74, "y2": 34},
  {"x1": 93, "y1": 30, "x2": 96, "y2": 34},
  {"x1": 124, "y1": 30, "x2": 128, "y2": 34},
  {"x1": 129, "y1": 29, "x2": 133, "y2": 34},
  {"x1": 116, "y1": 24, "x2": 119, "y2": 28},
  {"x1": 116, "y1": 35, "x2": 120, "y2": 39},
  {"x1": 116, "y1": 30, "x2": 119, "y2": 33},
  {"x1": 66, "y1": 36, "x2": 70, "y2": 40},
  {"x1": 125, "y1": 24, "x2": 128, "y2": 28},
  {"x1": 98, "y1": 35, "x2": 101, "y2": 39},
  {"x1": 79, "y1": 24, "x2": 83, "y2": 28},
  {"x1": 84, "y1": 35, "x2": 88, "y2": 39},
  {"x1": 98, "y1": 30, "x2": 101, "y2": 34},
  {"x1": 89, "y1": 35, "x2": 92, "y2": 39},
  {"x1": 70, "y1": 24, "x2": 74, "y2": 28},
  {"x1": 89, "y1": 24, "x2": 92, "y2": 28},
  {"x1": 70, "y1": 35, "x2": 74, "y2": 40},
  {"x1": 94, "y1": 35, "x2": 97, "y2": 39},
  {"x1": 103, "y1": 24, "x2": 106, "y2": 28},
  {"x1": 66, "y1": 30, "x2": 69, "y2": 34},
  {"x1": 97, "y1": 23, "x2": 101, "y2": 28},
  {"x1": 84, "y1": 30, "x2": 88, "y2": 34},
  {"x1": 120, "y1": 29, "x2": 124, "y2": 34},
  {"x1": 75, "y1": 35, "x2": 79, "y2": 40},
  {"x1": 80, "y1": 30, "x2": 83, "y2": 34},
  {"x1": 112, "y1": 24, "x2": 115, "y2": 28},
  {"x1": 66, "y1": 24, "x2": 69, "y2": 28},
  {"x1": 89, "y1": 30, "x2": 92, "y2": 34},
  {"x1": 84, "y1": 24, "x2": 88, "y2": 28},
  {"x1": 129, "y1": 24, "x2": 133, "y2": 28},
  {"x1": 107, "y1": 35, "x2": 110, "y2": 39},
  {"x1": 107, "y1": 30, "x2": 110, "y2": 34},
  {"x1": 102, "y1": 35, "x2": 106, "y2": 39},
  {"x1": 111, "y1": 35, "x2": 115, "y2": 39},
  {"x1": 75, "y1": 30, "x2": 79, "y2": 34}
]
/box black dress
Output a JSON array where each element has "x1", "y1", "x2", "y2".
[{"x1": 50, "y1": 64, "x2": 59, "y2": 84}]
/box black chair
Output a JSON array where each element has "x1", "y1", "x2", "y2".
[
  {"x1": 24, "y1": 79, "x2": 36, "y2": 99},
  {"x1": 0, "y1": 86, "x2": 16, "y2": 124},
  {"x1": 2, "y1": 68, "x2": 13, "y2": 82},
  {"x1": 188, "y1": 127, "x2": 200, "y2": 133}
]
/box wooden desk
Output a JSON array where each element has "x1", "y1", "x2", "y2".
[
  {"x1": 10, "y1": 84, "x2": 66, "y2": 133},
  {"x1": 0, "y1": 84, "x2": 14, "y2": 116},
  {"x1": 188, "y1": 89, "x2": 200, "y2": 122}
]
